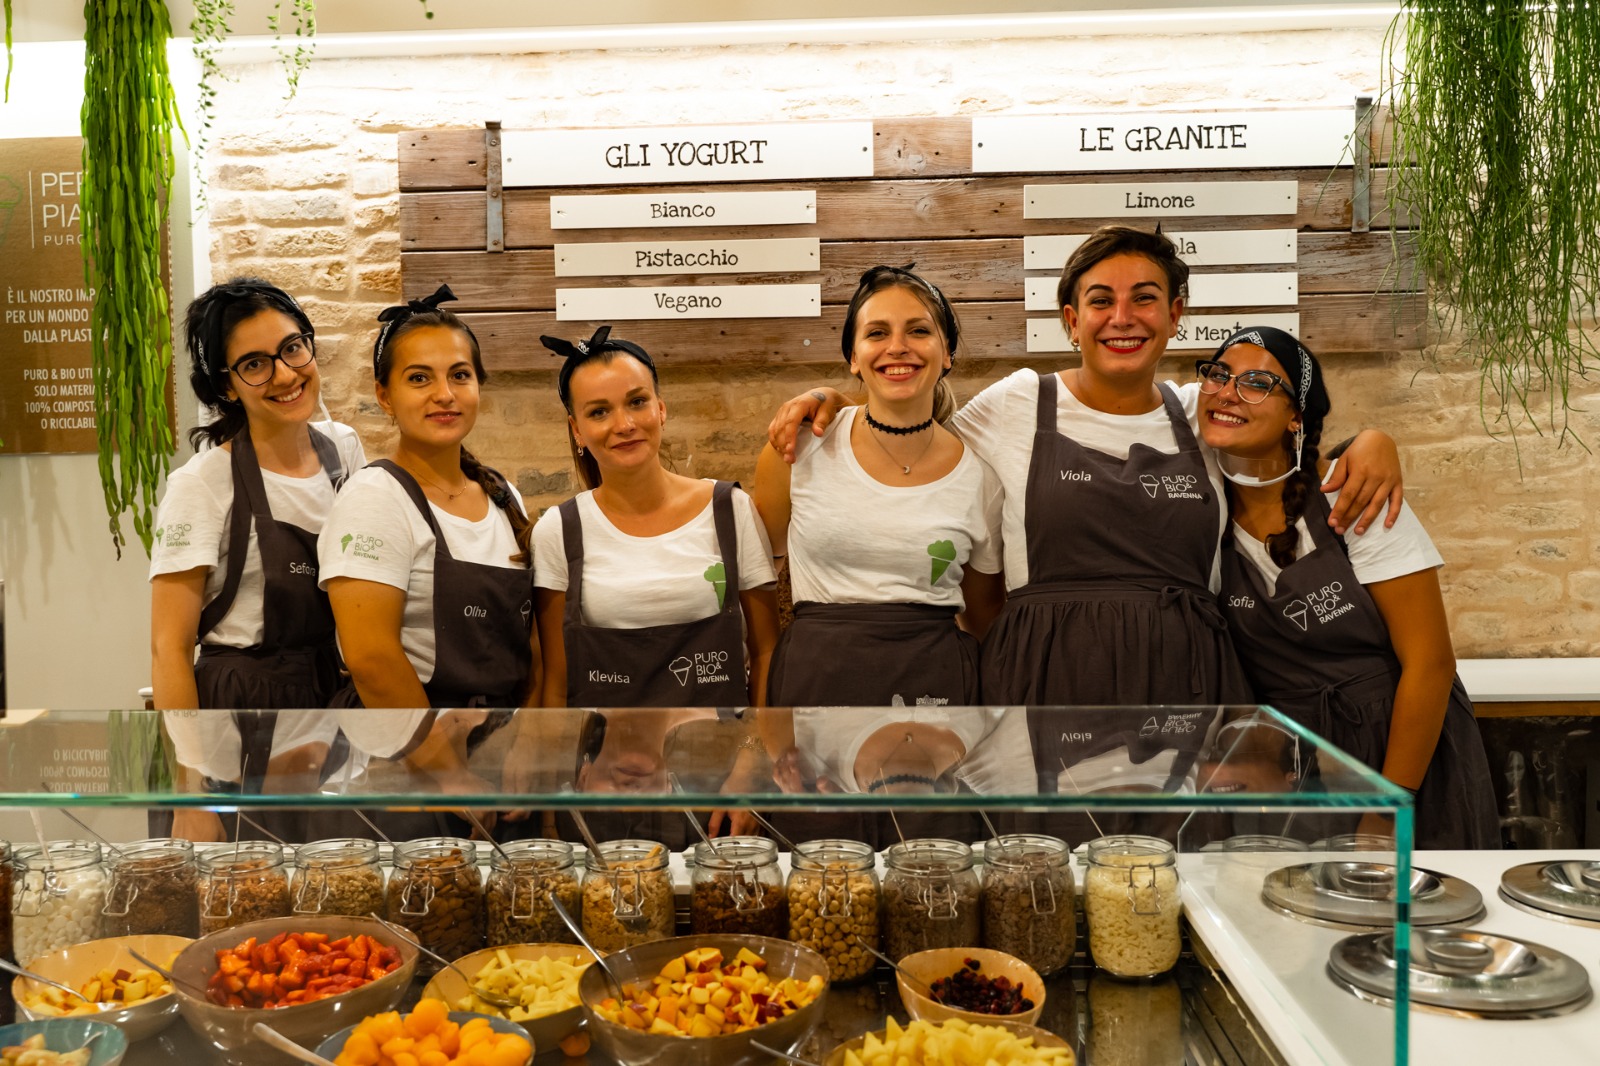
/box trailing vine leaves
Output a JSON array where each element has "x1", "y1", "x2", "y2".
[
  {"x1": 3, "y1": 0, "x2": 13, "y2": 101},
  {"x1": 1384, "y1": 4, "x2": 1599, "y2": 445},
  {"x1": 266, "y1": 0, "x2": 316, "y2": 96},
  {"x1": 81, "y1": 0, "x2": 185, "y2": 555},
  {"x1": 189, "y1": 0, "x2": 234, "y2": 212}
]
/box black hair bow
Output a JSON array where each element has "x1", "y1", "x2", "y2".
[
  {"x1": 539, "y1": 324, "x2": 614, "y2": 360},
  {"x1": 377, "y1": 283, "x2": 458, "y2": 324}
]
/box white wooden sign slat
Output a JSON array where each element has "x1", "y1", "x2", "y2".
[
  {"x1": 507, "y1": 122, "x2": 874, "y2": 187},
  {"x1": 1027, "y1": 313, "x2": 1301, "y2": 353},
  {"x1": 975, "y1": 109, "x2": 1351, "y2": 173},
  {"x1": 1024, "y1": 230, "x2": 1298, "y2": 269},
  {"x1": 555, "y1": 237, "x2": 820, "y2": 277},
  {"x1": 1024, "y1": 181, "x2": 1298, "y2": 219},
  {"x1": 556, "y1": 283, "x2": 820, "y2": 321},
  {"x1": 1023, "y1": 272, "x2": 1299, "y2": 311},
  {"x1": 551, "y1": 190, "x2": 817, "y2": 230}
]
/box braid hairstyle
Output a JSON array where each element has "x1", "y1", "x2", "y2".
[
  {"x1": 373, "y1": 284, "x2": 533, "y2": 566},
  {"x1": 841, "y1": 263, "x2": 962, "y2": 424},
  {"x1": 1264, "y1": 420, "x2": 1326, "y2": 569},
  {"x1": 183, "y1": 277, "x2": 314, "y2": 449}
]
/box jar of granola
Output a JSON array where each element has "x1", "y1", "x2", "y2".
[
  {"x1": 293, "y1": 838, "x2": 386, "y2": 918},
  {"x1": 981, "y1": 834, "x2": 1075, "y2": 976},
  {"x1": 882, "y1": 839, "x2": 980, "y2": 962},
  {"x1": 198, "y1": 841, "x2": 292, "y2": 935},
  {"x1": 102, "y1": 838, "x2": 199, "y2": 938},
  {"x1": 579, "y1": 840, "x2": 673, "y2": 953},
  {"x1": 486, "y1": 839, "x2": 581, "y2": 947}
]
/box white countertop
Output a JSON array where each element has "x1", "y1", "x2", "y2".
[
  {"x1": 1182, "y1": 849, "x2": 1600, "y2": 1066},
  {"x1": 1456, "y1": 658, "x2": 1600, "y2": 701}
]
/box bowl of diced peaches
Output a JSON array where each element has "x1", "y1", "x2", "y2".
[{"x1": 578, "y1": 936, "x2": 828, "y2": 1066}]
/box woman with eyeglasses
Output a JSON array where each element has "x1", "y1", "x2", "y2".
[
  {"x1": 150, "y1": 278, "x2": 364, "y2": 839},
  {"x1": 1197, "y1": 327, "x2": 1497, "y2": 847}
]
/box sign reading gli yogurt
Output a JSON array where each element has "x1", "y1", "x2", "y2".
[
  {"x1": 506, "y1": 122, "x2": 873, "y2": 187},
  {"x1": 556, "y1": 283, "x2": 820, "y2": 321}
]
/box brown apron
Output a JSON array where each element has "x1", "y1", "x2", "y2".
[
  {"x1": 768, "y1": 602, "x2": 980, "y2": 707},
  {"x1": 981, "y1": 374, "x2": 1250, "y2": 706},
  {"x1": 1219, "y1": 490, "x2": 1499, "y2": 849}
]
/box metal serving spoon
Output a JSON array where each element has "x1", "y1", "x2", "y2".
[
  {"x1": 546, "y1": 890, "x2": 625, "y2": 1000},
  {"x1": 252, "y1": 1022, "x2": 339, "y2": 1066},
  {"x1": 364, "y1": 913, "x2": 520, "y2": 1010},
  {"x1": 0, "y1": 957, "x2": 115, "y2": 1010}
]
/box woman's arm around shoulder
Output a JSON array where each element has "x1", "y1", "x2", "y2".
[
  {"x1": 741, "y1": 586, "x2": 781, "y2": 709},
  {"x1": 766, "y1": 386, "x2": 851, "y2": 464},
  {"x1": 1320, "y1": 430, "x2": 1403, "y2": 537}
]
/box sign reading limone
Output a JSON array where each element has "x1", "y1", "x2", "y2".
[
  {"x1": 1025, "y1": 180, "x2": 1298, "y2": 218},
  {"x1": 556, "y1": 283, "x2": 821, "y2": 321},
  {"x1": 550, "y1": 190, "x2": 816, "y2": 230},
  {"x1": 1024, "y1": 230, "x2": 1298, "y2": 269},
  {"x1": 506, "y1": 122, "x2": 873, "y2": 187},
  {"x1": 1027, "y1": 313, "x2": 1301, "y2": 353},
  {"x1": 974, "y1": 110, "x2": 1351, "y2": 172},
  {"x1": 1024, "y1": 272, "x2": 1298, "y2": 311},
  {"x1": 555, "y1": 237, "x2": 819, "y2": 277}
]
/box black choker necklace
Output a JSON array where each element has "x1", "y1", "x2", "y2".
[{"x1": 864, "y1": 407, "x2": 934, "y2": 435}]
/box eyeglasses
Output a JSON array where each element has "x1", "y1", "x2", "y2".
[
  {"x1": 229, "y1": 332, "x2": 315, "y2": 387},
  {"x1": 1195, "y1": 359, "x2": 1290, "y2": 405}
]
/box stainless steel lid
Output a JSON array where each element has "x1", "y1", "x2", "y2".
[
  {"x1": 1328, "y1": 928, "x2": 1592, "y2": 1015},
  {"x1": 1499, "y1": 860, "x2": 1600, "y2": 925},
  {"x1": 1262, "y1": 862, "x2": 1484, "y2": 928},
  {"x1": 1201, "y1": 834, "x2": 1311, "y2": 853}
]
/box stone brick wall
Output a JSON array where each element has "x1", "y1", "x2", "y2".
[{"x1": 199, "y1": 28, "x2": 1599, "y2": 658}]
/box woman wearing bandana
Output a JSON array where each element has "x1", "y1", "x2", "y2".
[
  {"x1": 317, "y1": 286, "x2": 536, "y2": 814},
  {"x1": 150, "y1": 278, "x2": 365, "y2": 839},
  {"x1": 1199, "y1": 326, "x2": 1497, "y2": 848}
]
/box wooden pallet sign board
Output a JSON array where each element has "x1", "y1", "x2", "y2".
[
  {"x1": 399, "y1": 108, "x2": 1418, "y2": 366},
  {"x1": 1029, "y1": 313, "x2": 1304, "y2": 354}
]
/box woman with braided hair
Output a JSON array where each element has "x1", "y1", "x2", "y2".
[
  {"x1": 318, "y1": 285, "x2": 537, "y2": 804},
  {"x1": 1199, "y1": 325, "x2": 1497, "y2": 848}
]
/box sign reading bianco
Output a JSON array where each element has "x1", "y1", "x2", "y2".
[
  {"x1": 551, "y1": 190, "x2": 816, "y2": 230},
  {"x1": 556, "y1": 283, "x2": 820, "y2": 322},
  {"x1": 1023, "y1": 272, "x2": 1298, "y2": 311},
  {"x1": 1024, "y1": 230, "x2": 1297, "y2": 269},
  {"x1": 1024, "y1": 181, "x2": 1298, "y2": 219},
  {"x1": 1027, "y1": 313, "x2": 1300, "y2": 353},
  {"x1": 974, "y1": 109, "x2": 1351, "y2": 173},
  {"x1": 507, "y1": 122, "x2": 873, "y2": 187},
  {"x1": 555, "y1": 237, "x2": 819, "y2": 277}
]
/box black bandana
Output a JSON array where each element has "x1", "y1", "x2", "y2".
[
  {"x1": 542, "y1": 325, "x2": 657, "y2": 408},
  {"x1": 372, "y1": 283, "x2": 461, "y2": 376},
  {"x1": 1213, "y1": 325, "x2": 1318, "y2": 413}
]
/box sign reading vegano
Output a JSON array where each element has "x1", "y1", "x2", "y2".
[
  {"x1": 556, "y1": 283, "x2": 820, "y2": 321},
  {"x1": 973, "y1": 109, "x2": 1352, "y2": 173},
  {"x1": 505, "y1": 122, "x2": 874, "y2": 187}
]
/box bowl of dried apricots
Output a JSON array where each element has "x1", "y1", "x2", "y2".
[{"x1": 315, "y1": 998, "x2": 533, "y2": 1066}]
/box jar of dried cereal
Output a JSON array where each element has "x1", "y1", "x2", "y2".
[
  {"x1": 293, "y1": 838, "x2": 386, "y2": 918},
  {"x1": 689, "y1": 837, "x2": 786, "y2": 939},
  {"x1": 1083, "y1": 835, "x2": 1180, "y2": 978},
  {"x1": 102, "y1": 838, "x2": 199, "y2": 938},
  {"x1": 882, "y1": 838, "x2": 980, "y2": 962},
  {"x1": 12, "y1": 842, "x2": 107, "y2": 965},
  {"x1": 981, "y1": 834, "x2": 1075, "y2": 976},
  {"x1": 580, "y1": 840, "x2": 673, "y2": 953},
  {"x1": 786, "y1": 838, "x2": 879, "y2": 983},
  {"x1": 387, "y1": 838, "x2": 484, "y2": 969},
  {"x1": 198, "y1": 841, "x2": 291, "y2": 935},
  {"x1": 486, "y1": 839, "x2": 581, "y2": 947}
]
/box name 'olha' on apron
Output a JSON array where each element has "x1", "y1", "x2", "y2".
[
  {"x1": 1219, "y1": 489, "x2": 1498, "y2": 850},
  {"x1": 561, "y1": 480, "x2": 747, "y2": 707}
]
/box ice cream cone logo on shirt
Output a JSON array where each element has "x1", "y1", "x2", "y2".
[
  {"x1": 669, "y1": 656, "x2": 693, "y2": 687},
  {"x1": 1139, "y1": 474, "x2": 1160, "y2": 498},
  {"x1": 1283, "y1": 599, "x2": 1310, "y2": 632},
  {"x1": 155, "y1": 527, "x2": 163, "y2": 544},
  {"x1": 1140, "y1": 716, "x2": 1160, "y2": 738},
  {"x1": 340, "y1": 533, "x2": 353, "y2": 553},
  {"x1": 520, "y1": 599, "x2": 532, "y2": 627},
  {"x1": 704, "y1": 562, "x2": 727, "y2": 609},
  {"x1": 927, "y1": 540, "x2": 956, "y2": 584}
]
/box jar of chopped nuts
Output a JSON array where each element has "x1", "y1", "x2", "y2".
[
  {"x1": 387, "y1": 838, "x2": 484, "y2": 969},
  {"x1": 198, "y1": 841, "x2": 292, "y2": 935},
  {"x1": 882, "y1": 838, "x2": 980, "y2": 962},
  {"x1": 690, "y1": 836, "x2": 786, "y2": 939},
  {"x1": 102, "y1": 838, "x2": 199, "y2": 938},
  {"x1": 293, "y1": 838, "x2": 386, "y2": 918},
  {"x1": 981, "y1": 834, "x2": 1075, "y2": 976},
  {"x1": 1, "y1": 840, "x2": 12, "y2": 963},
  {"x1": 787, "y1": 838, "x2": 879, "y2": 983},
  {"x1": 580, "y1": 840, "x2": 673, "y2": 953},
  {"x1": 486, "y1": 839, "x2": 580, "y2": 947}
]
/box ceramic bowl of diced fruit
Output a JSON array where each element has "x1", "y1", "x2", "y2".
[{"x1": 12, "y1": 934, "x2": 191, "y2": 1042}]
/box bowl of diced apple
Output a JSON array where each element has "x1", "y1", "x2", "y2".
[
  {"x1": 577, "y1": 936, "x2": 828, "y2": 1066},
  {"x1": 12, "y1": 934, "x2": 191, "y2": 1042},
  {"x1": 421, "y1": 943, "x2": 597, "y2": 1053}
]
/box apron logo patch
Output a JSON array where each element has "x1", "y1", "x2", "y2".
[
  {"x1": 1283, "y1": 598, "x2": 1311, "y2": 631},
  {"x1": 1139, "y1": 474, "x2": 1160, "y2": 498},
  {"x1": 161, "y1": 522, "x2": 192, "y2": 548},
  {"x1": 347, "y1": 533, "x2": 383, "y2": 561},
  {"x1": 1306, "y1": 581, "x2": 1354, "y2": 624},
  {"x1": 893, "y1": 693, "x2": 950, "y2": 707},
  {"x1": 1159, "y1": 473, "x2": 1205, "y2": 500},
  {"x1": 588, "y1": 669, "x2": 632, "y2": 684},
  {"x1": 927, "y1": 539, "x2": 956, "y2": 583},
  {"x1": 703, "y1": 561, "x2": 727, "y2": 609},
  {"x1": 1058, "y1": 469, "x2": 1092, "y2": 482},
  {"x1": 670, "y1": 650, "x2": 732, "y2": 687}
]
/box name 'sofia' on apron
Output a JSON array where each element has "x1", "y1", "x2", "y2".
[
  {"x1": 1218, "y1": 490, "x2": 1498, "y2": 850},
  {"x1": 560, "y1": 480, "x2": 747, "y2": 707},
  {"x1": 982, "y1": 374, "x2": 1249, "y2": 706}
]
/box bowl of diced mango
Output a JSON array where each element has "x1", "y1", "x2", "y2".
[{"x1": 315, "y1": 998, "x2": 533, "y2": 1066}]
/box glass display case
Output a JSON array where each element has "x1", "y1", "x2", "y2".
[{"x1": 0, "y1": 705, "x2": 1413, "y2": 1065}]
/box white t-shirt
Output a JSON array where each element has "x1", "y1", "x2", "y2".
[
  {"x1": 792, "y1": 705, "x2": 1036, "y2": 796},
  {"x1": 787, "y1": 407, "x2": 1002, "y2": 610},
  {"x1": 317, "y1": 464, "x2": 529, "y2": 684},
  {"x1": 1228, "y1": 458, "x2": 1444, "y2": 587},
  {"x1": 148, "y1": 422, "x2": 366, "y2": 648},
  {"x1": 950, "y1": 371, "x2": 1226, "y2": 591},
  {"x1": 532, "y1": 485, "x2": 776, "y2": 628},
  {"x1": 162, "y1": 708, "x2": 347, "y2": 785}
]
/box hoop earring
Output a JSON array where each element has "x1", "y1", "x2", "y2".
[
  {"x1": 1071, "y1": 336, "x2": 1080, "y2": 351},
  {"x1": 575, "y1": 443, "x2": 585, "y2": 457}
]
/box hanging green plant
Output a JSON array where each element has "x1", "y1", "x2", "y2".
[
  {"x1": 81, "y1": 0, "x2": 186, "y2": 555},
  {"x1": 1384, "y1": 3, "x2": 1599, "y2": 443}
]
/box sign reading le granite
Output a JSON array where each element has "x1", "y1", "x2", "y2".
[{"x1": 506, "y1": 122, "x2": 874, "y2": 187}]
